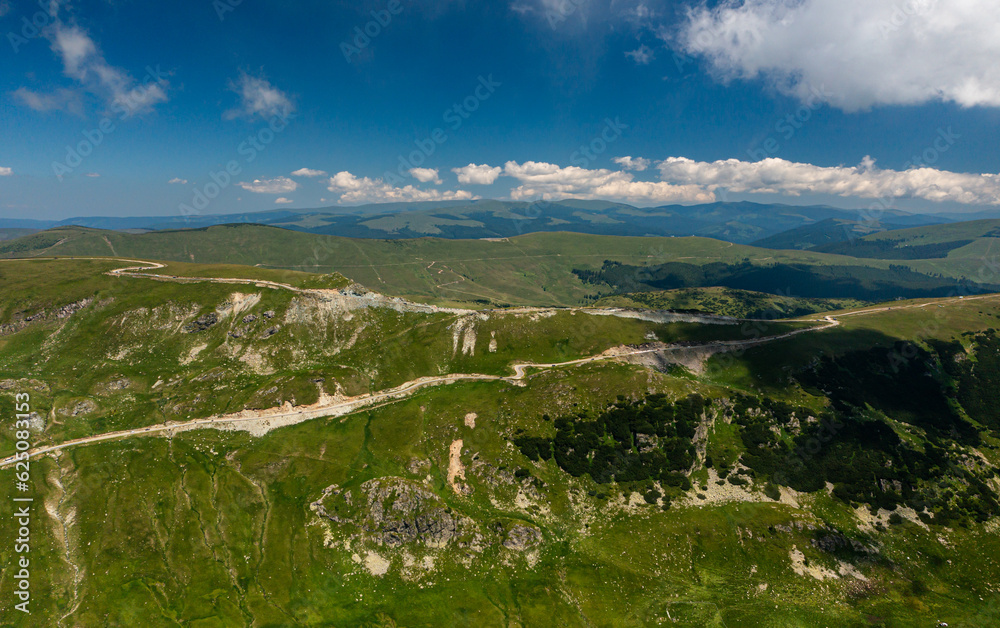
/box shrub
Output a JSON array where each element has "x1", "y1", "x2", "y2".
[{"x1": 764, "y1": 483, "x2": 781, "y2": 501}]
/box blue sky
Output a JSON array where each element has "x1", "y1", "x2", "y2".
[{"x1": 2, "y1": 0, "x2": 1000, "y2": 219}]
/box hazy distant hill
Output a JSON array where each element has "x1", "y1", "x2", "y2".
[
  {"x1": 814, "y1": 219, "x2": 1000, "y2": 259},
  {"x1": 751, "y1": 217, "x2": 917, "y2": 250},
  {"x1": 3, "y1": 200, "x2": 956, "y2": 244},
  {"x1": 4, "y1": 222, "x2": 997, "y2": 308}
]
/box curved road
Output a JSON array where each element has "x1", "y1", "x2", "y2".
[{"x1": 1, "y1": 258, "x2": 997, "y2": 468}]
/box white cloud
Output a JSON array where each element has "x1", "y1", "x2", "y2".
[
  {"x1": 11, "y1": 87, "x2": 84, "y2": 115},
  {"x1": 511, "y1": 0, "x2": 592, "y2": 27},
  {"x1": 225, "y1": 73, "x2": 294, "y2": 120},
  {"x1": 168, "y1": 177, "x2": 188, "y2": 184},
  {"x1": 677, "y1": 0, "x2": 1000, "y2": 111},
  {"x1": 237, "y1": 176, "x2": 298, "y2": 194},
  {"x1": 327, "y1": 172, "x2": 477, "y2": 204},
  {"x1": 452, "y1": 163, "x2": 503, "y2": 185},
  {"x1": 503, "y1": 161, "x2": 715, "y2": 203},
  {"x1": 83, "y1": 172, "x2": 100, "y2": 178},
  {"x1": 657, "y1": 155, "x2": 1000, "y2": 205},
  {"x1": 291, "y1": 167, "x2": 327, "y2": 177},
  {"x1": 613, "y1": 156, "x2": 650, "y2": 171},
  {"x1": 275, "y1": 197, "x2": 293, "y2": 204},
  {"x1": 408, "y1": 167, "x2": 442, "y2": 184},
  {"x1": 625, "y1": 45, "x2": 653, "y2": 65},
  {"x1": 41, "y1": 21, "x2": 168, "y2": 116},
  {"x1": 0, "y1": 167, "x2": 12, "y2": 176}
]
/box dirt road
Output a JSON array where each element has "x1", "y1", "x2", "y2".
[{"x1": 1, "y1": 258, "x2": 996, "y2": 468}]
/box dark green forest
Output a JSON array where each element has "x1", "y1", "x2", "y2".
[{"x1": 574, "y1": 259, "x2": 999, "y2": 301}]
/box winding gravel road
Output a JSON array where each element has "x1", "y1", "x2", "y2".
[{"x1": 1, "y1": 258, "x2": 996, "y2": 468}]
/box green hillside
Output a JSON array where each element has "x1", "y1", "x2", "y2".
[
  {"x1": 3, "y1": 224, "x2": 998, "y2": 309},
  {"x1": 2, "y1": 258, "x2": 1000, "y2": 625},
  {"x1": 814, "y1": 218, "x2": 1000, "y2": 259},
  {"x1": 750, "y1": 217, "x2": 910, "y2": 250},
  {"x1": 595, "y1": 287, "x2": 865, "y2": 318}
]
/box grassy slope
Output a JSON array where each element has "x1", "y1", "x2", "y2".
[
  {"x1": 1, "y1": 260, "x2": 1000, "y2": 624},
  {"x1": 6, "y1": 359, "x2": 1000, "y2": 626},
  {"x1": 595, "y1": 287, "x2": 866, "y2": 318},
  {"x1": 0, "y1": 259, "x2": 804, "y2": 457},
  {"x1": 861, "y1": 219, "x2": 1000, "y2": 245},
  {"x1": 3, "y1": 224, "x2": 995, "y2": 308}
]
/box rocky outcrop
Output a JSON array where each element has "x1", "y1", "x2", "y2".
[
  {"x1": 0, "y1": 297, "x2": 93, "y2": 337},
  {"x1": 183, "y1": 313, "x2": 218, "y2": 333},
  {"x1": 58, "y1": 399, "x2": 97, "y2": 418},
  {"x1": 312, "y1": 476, "x2": 549, "y2": 562},
  {"x1": 502, "y1": 523, "x2": 543, "y2": 551},
  {"x1": 313, "y1": 477, "x2": 480, "y2": 549}
]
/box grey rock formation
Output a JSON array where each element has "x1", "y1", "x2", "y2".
[
  {"x1": 183, "y1": 313, "x2": 218, "y2": 333},
  {"x1": 503, "y1": 523, "x2": 543, "y2": 551}
]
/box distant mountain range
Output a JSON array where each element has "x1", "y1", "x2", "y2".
[{"x1": 8, "y1": 199, "x2": 991, "y2": 245}]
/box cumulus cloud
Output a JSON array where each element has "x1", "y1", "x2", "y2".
[
  {"x1": 409, "y1": 167, "x2": 443, "y2": 184},
  {"x1": 291, "y1": 167, "x2": 327, "y2": 177},
  {"x1": 503, "y1": 161, "x2": 715, "y2": 203},
  {"x1": 657, "y1": 155, "x2": 1000, "y2": 205},
  {"x1": 224, "y1": 73, "x2": 294, "y2": 120},
  {"x1": 237, "y1": 176, "x2": 298, "y2": 194},
  {"x1": 677, "y1": 0, "x2": 1000, "y2": 111},
  {"x1": 43, "y1": 22, "x2": 168, "y2": 115},
  {"x1": 168, "y1": 177, "x2": 188, "y2": 184},
  {"x1": 613, "y1": 156, "x2": 650, "y2": 171},
  {"x1": 275, "y1": 197, "x2": 293, "y2": 204},
  {"x1": 452, "y1": 163, "x2": 503, "y2": 185},
  {"x1": 327, "y1": 172, "x2": 477, "y2": 204},
  {"x1": 0, "y1": 167, "x2": 12, "y2": 176}
]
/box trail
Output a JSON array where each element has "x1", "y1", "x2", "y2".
[{"x1": 1, "y1": 257, "x2": 997, "y2": 467}]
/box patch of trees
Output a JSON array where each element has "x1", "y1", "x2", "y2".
[
  {"x1": 797, "y1": 342, "x2": 979, "y2": 443},
  {"x1": 731, "y1": 393, "x2": 999, "y2": 524},
  {"x1": 572, "y1": 260, "x2": 999, "y2": 301},
  {"x1": 513, "y1": 394, "x2": 708, "y2": 486},
  {"x1": 932, "y1": 330, "x2": 1000, "y2": 432}
]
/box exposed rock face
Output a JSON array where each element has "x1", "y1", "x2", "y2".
[
  {"x1": 503, "y1": 523, "x2": 543, "y2": 551},
  {"x1": 106, "y1": 378, "x2": 131, "y2": 391},
  {"x1": 58, "y1": 399, "x2": 97, "y2": 417},
  {"x1": 26, "y1": 412, "x2": 45, "y2": 432},
  {"x1": 406, "y1": 458, "x2": 431, "y2": 475},
  {"x1": 0, "y1": 298, "x2": 93, "y2": 337},
  {"x1": 313, "y1": 477, "x2": 480, "y2": 549},
  {"x1": 183, "y1": 313, "x2": 218, "y2": 333}
]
